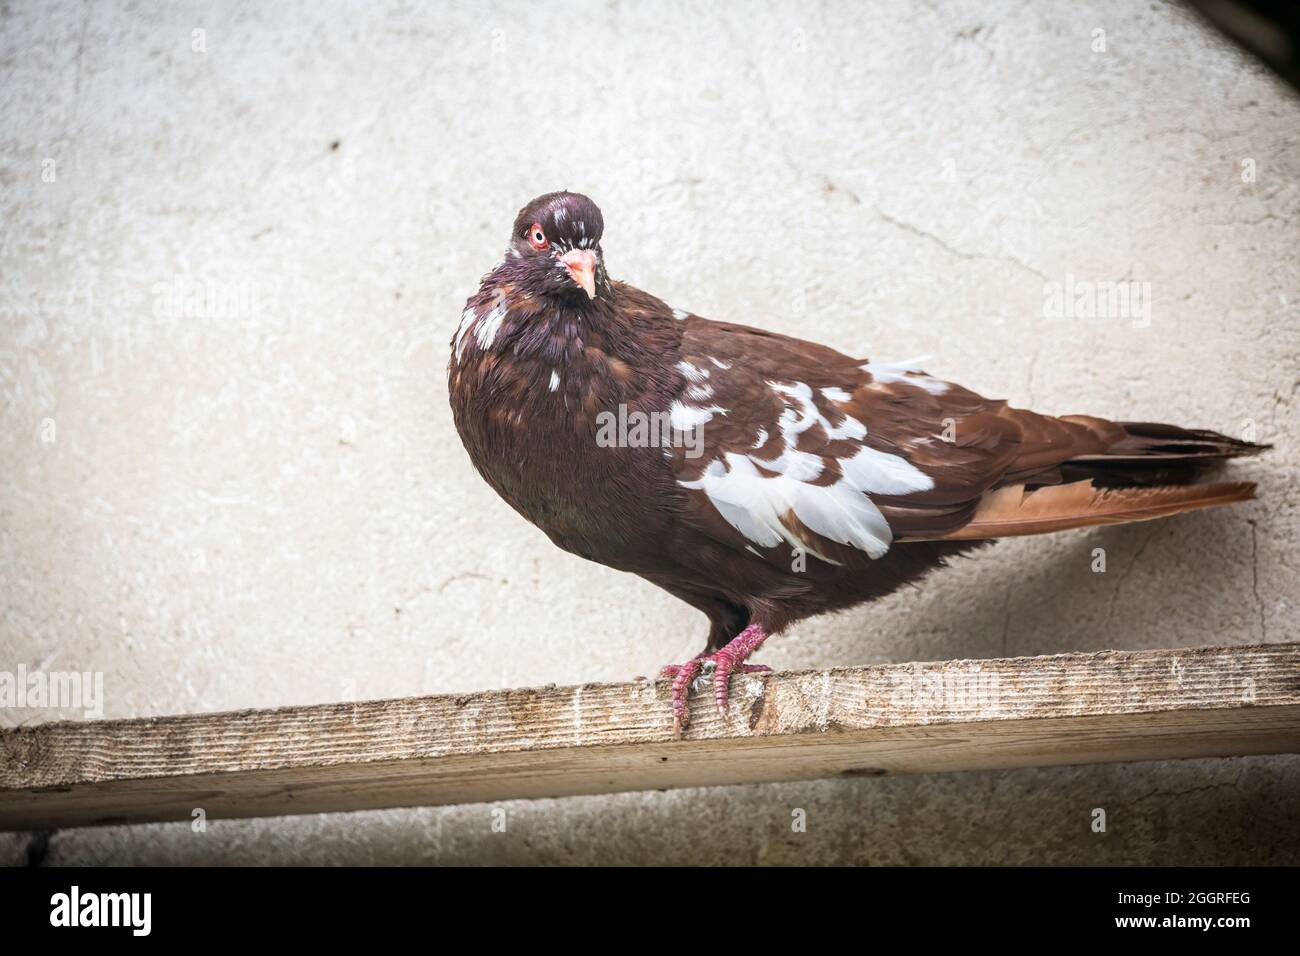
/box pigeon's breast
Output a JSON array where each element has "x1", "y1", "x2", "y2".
[{"x1": 449, "y1": 341, "x2": 682, "y2": 572}]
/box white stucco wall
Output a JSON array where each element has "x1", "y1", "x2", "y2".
[{"x1": 1, "y1": 0, "x2": 1297, "y2": 864}]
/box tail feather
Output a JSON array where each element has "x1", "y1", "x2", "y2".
[
  {"x1": 924, "y1": 479, "x2": 1257, "y2": 541},
  {"x1": 1041, "y1": 419, "x2": 1269, "y2": 488},
  {"x1": 1113, "y1": 421, "x2": 1268, "y2": 454},
  {"x1": 1081, "y1": 420, "x2": 1268, "y2": 461}
]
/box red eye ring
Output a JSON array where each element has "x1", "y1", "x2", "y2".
[{"x1": 528, "y1": 223, "x2": 548, "y2": 251}]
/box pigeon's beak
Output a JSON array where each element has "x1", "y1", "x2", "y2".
[{"x1": 559, "y1": 248, "x2": 597, "y2": 299}]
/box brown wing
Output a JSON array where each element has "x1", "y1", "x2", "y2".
[{"x1": 666, "y1": 315, "x2": 1139, "y2": 564}]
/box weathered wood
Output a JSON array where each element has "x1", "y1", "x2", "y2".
[{"x1": 2, "y1": 643, "x2": 1298, "y2": 831}]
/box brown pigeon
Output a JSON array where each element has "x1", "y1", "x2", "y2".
[{"x1": 448, "y1": 191, "x2": 1265, "y2": 729}]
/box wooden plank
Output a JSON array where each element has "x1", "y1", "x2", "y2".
[{"x1": 2, "y1": 643, "x2": 1298, "y2": 831}]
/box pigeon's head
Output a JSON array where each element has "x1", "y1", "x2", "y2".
[{"x1": 509, "y1": 191, "x2": 608, "y2": 301}]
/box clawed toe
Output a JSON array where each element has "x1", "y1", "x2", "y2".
[{"x1": 657, "y1": 626, "x2": 771, "y2": 731}]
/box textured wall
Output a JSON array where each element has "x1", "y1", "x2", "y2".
[{"x1": 1, "y1": 0, "x2": 1297, "y2": 865}]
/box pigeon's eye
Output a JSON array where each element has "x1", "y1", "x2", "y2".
[{"x1": 528, "y1": 223, "x2": 548, "y2": 251}]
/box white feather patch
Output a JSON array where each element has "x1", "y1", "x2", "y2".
[
  {"x1": 677, "y1": 378, "x2": 935, "y2": 563},
  {"x1": 676, "y1": 361, "x2": 709, "y2": 383},
  {"x1": 863, "y1": 358, "x2": 948, "y2": 394},
  {"x1": 670, "y1": 401, "x2": 724, "y2": 430},
  {"x1": 770, "y1": 380, "x2": 866, "y2": 441},
  {"x1": 679, "y1": 453, "x2": 895, "y2": 562},
  {"x1": 840, "y1": 445, "x2": 934, "y2": 495},
  {"x1": 453, "y1": 307, "x2": 477, "y2": 361},
  {"x1": 473, "y1": 300, "x2": 507, "y2": 352}
]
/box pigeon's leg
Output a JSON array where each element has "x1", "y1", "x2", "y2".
[{"x1": 659, "y1": 624, "x2": 770, "y2": 727}]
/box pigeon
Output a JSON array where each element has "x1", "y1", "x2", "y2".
[{"x1": 448, "y1": 191, "x2": 1266, "y2": 730}]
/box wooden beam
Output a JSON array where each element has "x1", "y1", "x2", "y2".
[{"x1": 2, "y1": 643, "x2": 1298, "y2": 831}]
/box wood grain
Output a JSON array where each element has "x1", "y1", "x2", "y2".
[{"x1": 2, "y1": 643, "x2": 1298, "y2": 830}]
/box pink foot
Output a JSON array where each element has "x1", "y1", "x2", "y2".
[{"x1": 659, "y1": 624, "x2": 770, "y2": 730}]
